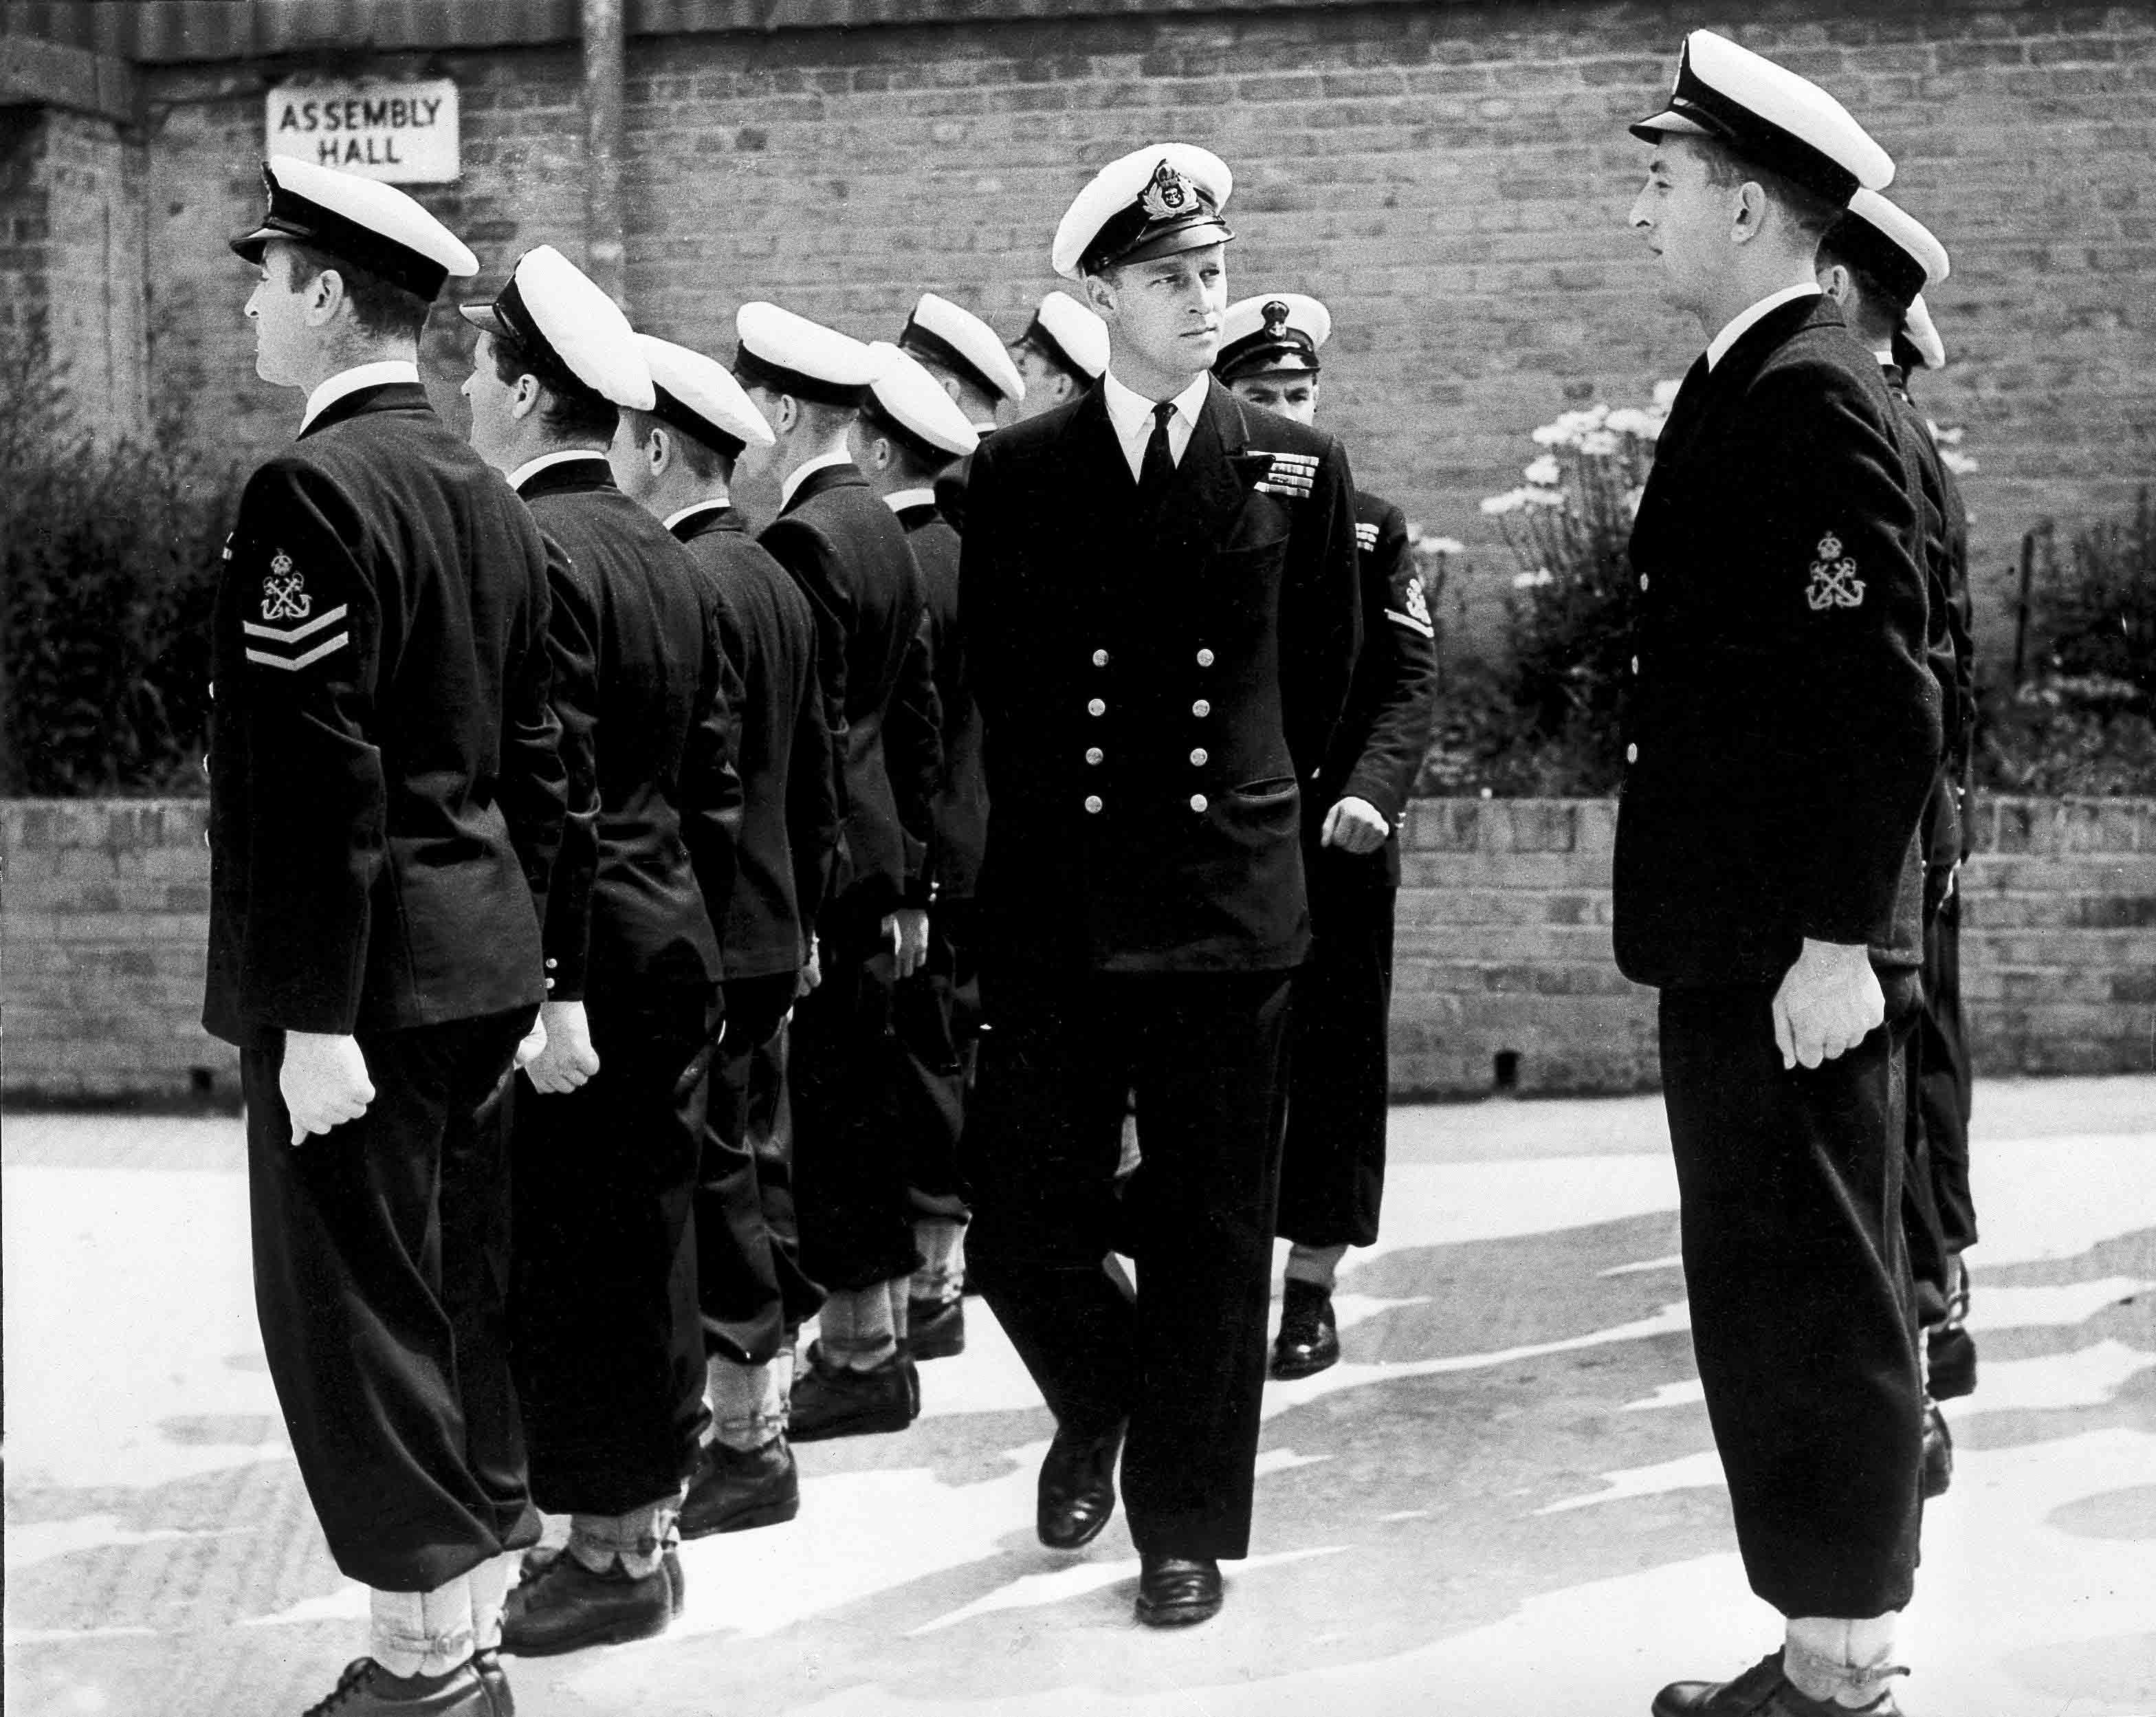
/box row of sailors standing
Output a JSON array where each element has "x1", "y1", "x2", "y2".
[{"x1": 205, "y1": 138, "x2": 1439, "y2": 1716}]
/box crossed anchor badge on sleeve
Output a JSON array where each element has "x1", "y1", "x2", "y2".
[
  {"x1": 1805, "y1": 533, "x2": 1864, "y2": 611},
  {"x1": 261, "y1": 551, "x2": 314, "y2": 621}
]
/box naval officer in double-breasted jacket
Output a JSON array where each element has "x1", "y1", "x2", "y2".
[
  {"x1": 1618, "y1": 33, "x2": 1944, "y2": 1717},
  {"x1": 208, "y1": 157, "x2": 565, "y2": 1715},
  {"x1": 959, "y1": 143, "x2": 1360, "y2": 1628}
]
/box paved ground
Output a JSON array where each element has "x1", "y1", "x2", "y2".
[{"x1": 6, "y1": 1077, "x2": 2154, "y2": 1717}]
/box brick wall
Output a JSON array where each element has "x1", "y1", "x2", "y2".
[
  {"x1": 6, "y1": 796, "x2": 2150, "y2": 1106},
  {"x1": 113, "y1": 0, "x2": 2156, "y2": 655}
]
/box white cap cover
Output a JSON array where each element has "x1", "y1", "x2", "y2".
[
  {"x1": 232, "y1": 155, "x2": 478, "y2": 300},
  {"x1": 1051, "y1": 143, "x2": 1235, "y2": 281},
  {"x1": 1021, "y1": 290, "x2": 1110, "y2": 380},
  {"x1": 861, "y1": 342, "x2": 980, "y2": 460},
  {"x1": 636, "y1": 333, "x2": 775, "y2": 458},
  {"x1": 902, "y1": 292, "x2": 1024, "y2": 404},
  {"x1": 1215, "y1": 292, "x2": 1331, "y2": 380},
  {"x1": 460, "y1": 244, "x2": 654, "y2": 411},
  {"x1": 732, "y1": 301, "x2": 879, "y2": 408}
]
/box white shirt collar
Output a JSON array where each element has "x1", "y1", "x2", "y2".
[
  {"x1": 664, "y1": 498, "x2": 733, "y2": 531},
  {"x1": 779, "y1": 448, "x2": 855, "y2": 510},
  {"x1": 1873, "y1": 347, "x2": 1897, "y2": 366},
  {"x1": 1099, "y1": 369, "x2": 1211, "y2": 483},
  {"x1": 508, "y1": 448, "x2": 610, "y2": 493},
  {"x1": 1705, "y1": 283, "x2": 1821, "y2": 371},
  {"x1": 299, "y1": 359, "x2": 419, "y2": 433},
  {"x1": 882, "y1": 487, "x2": 937, "y2": 515}
]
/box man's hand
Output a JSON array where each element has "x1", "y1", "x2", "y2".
[
  {"x1": 1771, "y1": 938, "x2": 1885, "y2": 1071},
  {"x1": 1320, "y1": 796, "x2": 1392, "y2": 855},
  {"x1": 884, "y1": 908, "x2": 931, "y2": 980},
  {"x1": 281, "y1": 1031, "x2": 375, "y2": 1144},
  {"x1": 523, "y1": 998, "x2": 600, "y2": 1095},
  {"x1": 514, "y1": 1010, "x2": 547, "y2": 1070},
  {"x1": 798, "y1": 940, "x2": 823, "y2": 998}
]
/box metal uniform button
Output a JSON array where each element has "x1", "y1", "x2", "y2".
[
  {"x1": 1085, "y1": 747, "x2": 1103, "y2": 765},
  {"x1": 1088, "y1": 697, "x2": 1106, "y2": 717},
  {"x1": 1189, "y1": 748, "x2": 1207, "y2": 766},
  {"x1": 1092, "y1": 648, "x2": 1109, "y2": 667},
  {"x1": 1084, "y1": 794, "x2": 1103, "y2": 814},
  {"x1": 1631, "y1": 655, "x2": 1640, "y2": 675},
  {"x1": 1189, "y1": 794, "x2": 1209, "y2": 813},
  {"x1": 1191, "y1": 699, "x2": 1211, "y2": 717},
  {"x1": 1638, "y1": 573, "x2": 1649, "y2": 591},
  {"x1": 545, "y1": 958, "x2": 558, "y2": 969},
  {"x1": 1627, "y1": 743, "x2": 1639, "y2": 763},
  {"x1": 1196, "y1": 648, "x2": 1215, "y2": 666}
]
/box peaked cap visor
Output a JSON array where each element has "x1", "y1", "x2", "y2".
[{"x1": 230, "y1": 157, "x2": 476, "y2": 301}]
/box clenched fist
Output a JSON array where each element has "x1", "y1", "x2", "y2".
[
  {"x1": 281, "y1": 1031, "x2": 375, "y2": 1144},
  {"x1": 1771, "y1": 939, "x2": 1884, "y2": 1071}
]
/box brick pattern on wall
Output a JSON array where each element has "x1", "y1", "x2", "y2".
[
  {"x1": 5, "y1": 796, "x2": 2150, "y2": 1106},
  {"x1": 119, "y1": 0, "x2": 2156, "y2": 657}
]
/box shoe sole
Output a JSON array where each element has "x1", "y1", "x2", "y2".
[
  {"x1": 907, "y1": 1330, "x2": 966, "y2": 1361},
  {"x1": 1268, "y1": 1348, "x2": 1339, "y2": 1381},
  {"x1": 789, "y1": 1410, "x2": 916, "y2": 1443},
  {"x1": 498, "y1": 1610, "x2": 671, "y2": 1657},
  {"x1": 679, "y1": 1494, "x2": 802, "y2": 1540},
  {"x1": 1134, "y1": 1596, "x2": 1222, "y2": 1627},
  {"x1": 1037, "y1": 1506, "x2": 1115, "y2": 1552}
]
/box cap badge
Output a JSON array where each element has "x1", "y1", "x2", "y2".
[
  {"x1": 1261, "y1": 300, "x2": 1291, "y2": 338},
  {"x1": 1139, "y1": 161, "x2": 1198, "y2": 221},
  {"x1": 1806, "y1": 532, "x2": 1864, "y2": 610},
  {"x1": 261, "y1": 551, "x2": 312, "y2": 621}
]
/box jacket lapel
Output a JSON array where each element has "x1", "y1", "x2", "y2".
[{"x1": 1152, "y1": 379, "x2": 1253, "y2": 560}]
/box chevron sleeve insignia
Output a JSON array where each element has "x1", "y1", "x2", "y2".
[{"x1": 243, "y1": 602, "x2": 352, "y2": 671}]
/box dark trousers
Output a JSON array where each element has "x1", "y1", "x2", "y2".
[
  {"x1": 965, "y1": 967, "x2": 1293, "y2": 1560},
  {"x1": 1277, "y1": 875, "x2": 1396, "y2": 1249},
  {"x1": 698, "y1": 972, "x2": 824, "y2": 1364},
  {"x1": 1660, "y1": 981, "x2": 1925, "y2": 1619},
  {"x1": 891, "y1": 903, "x2": 980, "y2": 1216},
  {"x1": 243, "y1": 1009, "x2": 539, "y2": 1592},
  {"x1": 509, "y1": 985, "x2": 715, "y2": 1516},
  {"x1": 791, "y1": 932, "x2": 921, "y2": 1292},
  {"x1": 1902, "y1": 893, "x2": 1977, "y2": 1326}
]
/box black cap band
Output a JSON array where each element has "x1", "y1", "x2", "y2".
[
  {"x1": 1820, "y1": 212, "x2": 1928, "y2": 311},
  {"x1": 228, "y1": 168, "x2": 450, "y2": 300},
  {"x1": 730, "y1": 345, "x2": 866, "y2": 412},
  {"x1": 650, "y1": 382, "x2": 747, "y2": 462},
  {"x1": 859, "y1": 393, "x2": 952, "y2": 470},
  {"x1": 899, "y1": 321, "x2": 1004, "y2": 405},
  {"x1": 1215, "y1": 330, "x2": 1320, "y2": 384}
]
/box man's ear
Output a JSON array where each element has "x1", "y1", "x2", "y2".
[
  {"x1": 774, "y1": 393, "x2": 801, "y2": 435},
  {"x1": 508, "y1": 373, "x2": 542, "y2": 423},
  {"x1": 1081, "y1": 270, "x2": 1117, "y2": 320},
  {"x1": 1818, "y1": 262, "x2": 1853, "y2": 308},
  {"x1": 1730, "y1": 179, "x2": 1769, "y2": 246},
  {"x1": 303, "y1": 265, "x2": 344, "y2": 329},
  {"x1": 647, "y1": 425, "x2": 672, "y2": 477}
]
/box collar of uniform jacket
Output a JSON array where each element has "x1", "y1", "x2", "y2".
[
  {"x1": 299, "y1": 360, "x2": 420, "y2": 435},
  {"x1": 665, "y1": 498, "x2": 736, "y2": 534},
  {"x1": 1706, "y1": 283, "x2": 1820, "y2": 371},
  {"x1": 881, "y1": 486, "x2": 937, "y2": 516},
  {"x1": 1100, "y1": 367, "x2": 1211, "y2": 482},
  {"x1": 509, "y1": 448, "x2": 613, "y2": 496},
  {"x1": 778, "y1": 447, "x2": 855, "y2": 510}
]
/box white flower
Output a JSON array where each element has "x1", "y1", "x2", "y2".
[
  {"x1": 1522, "y1": 455, "x2": 1563, "y2": 486},
  {"x1": 1578, "y1": 428, "x2": 1620, "y2": 457},
  {"x1": 1604, "y1": 407, "x2": 1656, "y2": 438},
  {"x1": 1512, "y1": 567, "x2": 1556, "y2": 589},
  {"x1": 1940, "y1": 449, "x2": 1980, "y2": 477},
  {"x1": 1651, "y1": 378, "x2": 1684, "y2": 410},
  {"x1": 1480, "y1": 489, "x2": 1528, "y2": 516},
  {"x1": 1418, "y1": 535, "x2": 1466, "y2": 557},
  {"x1": 1521, "y1": 486, "x2": 1566, "y2": 510},
  {"x1": 1530, "y1": 421, "x2": 1578, "y2": 449},
  {"x1": 1929, "y1": 421, "x2": 1966, "y2": 446}
]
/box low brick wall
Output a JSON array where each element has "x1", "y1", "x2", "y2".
[{"x1": 3, "y1": 796, "x2": 2153, "y2": 1106}]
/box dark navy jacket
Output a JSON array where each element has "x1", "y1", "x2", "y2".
[
  {"x1": 673, "y1": 501, "x2": 839, "y2": 981},
  {"x1": 1306, "y1": 490, "x2": 1441, "y2": 893},
  {"x1": 961, "y1": 378, "x2": 1361, "y2": 973},
  {"x1": 1614, "y1": 295, "x2": 1942, "y2": 989},
  {"x1": 204, "y1": 382, "x2": 564, "y2": 1045},
  {"x1": 518, "y1": 454, "x2": 741, "y2": 1003},
  {"x1": 895, "y1": 498, "x2": 987, "y2": 902}
]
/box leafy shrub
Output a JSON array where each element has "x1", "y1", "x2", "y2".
[
  {"x1": 1979, "y1": 490, "x2": 2156, "y2": 795},
  {"x1": 1, "y1": 321, "x2": 243, "y2": 796}
]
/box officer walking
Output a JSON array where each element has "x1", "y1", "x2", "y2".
[
  {"x1": 462, "y1": 247, "x2": 744, "y2": 1654},
  {"x1": 1617, "y1": 33, "x2": 1943, "y2": 1716},
  {"x1": 611, "y1": 331, "x2": 841, "y2": 1535},
  {"x1": 853, "y1": 344, "x2": 984, "y2": 1358},
  {"x1": 209, "y1": 157, "x2": 564, "y2": 1717},
  {"x1": 960, "y1": 144, "x2": 1361, "y2": 1627},
  {"x1": 732, "y1": 305, "x2": 941, "y2": 1439},
  {"x1": 1213, "y1": 293, "x2": 1441, "y2": 1380},
  {"x1": 1817, "y1": 193, "x2": 1979, "y2": 1500}
]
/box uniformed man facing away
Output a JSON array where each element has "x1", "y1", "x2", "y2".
[
  {"x1": 208, "y1": 157, "x2": 564, "y2": 1717},
  {"x1": 1816, "y1": 195, "x2": 1979, "y2": 1502},
  {"x1": 852, "y1": 343, "x2": 984, "y2": 1359},
  {"x1": 960, "y1": 144, "x2": 1360, "y2": 1627},
  {"x1": 461, "y1": 248, "x2": 744, "y2": 1654},
  {"x1": 1618, "y1": 33, "x2": 1944, "y2": 1716},
  {"x1": 1009, "y1": 289, "x2": 1110, "y2": 422},
  {"x1": 732, "y1": 305, "x2": 943, "y2": 1439},
  {"x1": 1213, "y1": 293, "x2": 1440, "y2": 1380},
  {"x1": 899, "y1": 290, "x2": 1026, "y2": 435},
  {"x1": 611, "y1": 331, "x2": 842, "y2": 1535}
]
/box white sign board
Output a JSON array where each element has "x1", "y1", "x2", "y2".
[{"x1": 266, "y1": 79, "x2": 460, "y2": 183}]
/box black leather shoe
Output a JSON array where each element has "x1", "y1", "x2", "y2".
[
  {"x1": 906, "y1": 1296, "x2": 966, "y2": 1360},
  {"x1": 1037, "y1": 1420, "x2": 1125, "y2": 1550},
  {"x1": 789, "y1": 1344, "x2": 919, "y2": 1442},
  {"x1": 1926, "y1": 1322, "x2": 1977, "y2": 1401},
  {"x1": 472, "y1": 1651, "x2": 513, "y2": 1717},
  {"x1": 301, "y1": 1657, "x2": 492, "y2": 1714},
  {"x1": 1653, "y1": 1651, "x2": 1904, "y2": 1715},
  {"x1": 1134, "y1": 1553, "x2": 1223, "y2": 1627},
  {"x1": 1921, "y1": 1398, "x2": 1954, "y2": 1499},
  {"x1": 498, "y1": 1553, "x2": 671, "y2": 1656},
  {"x1": 679, "y1": 1436, "x2": 800, "y2": 1538},
  {"x1": 1270, "y1": 1278, "x2": 1341, "y2": 1379}
]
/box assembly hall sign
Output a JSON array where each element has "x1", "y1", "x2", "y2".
[{"x1": 266, "y1": 78, "x2": 460, "y2": 182}]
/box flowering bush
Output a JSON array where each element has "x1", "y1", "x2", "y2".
[{"x1": 1417, "y1": 391, "x2": 1673, "y2": 796}]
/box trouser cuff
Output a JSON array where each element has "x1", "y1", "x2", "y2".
[
  {"x1": 707, "y1": 1355, "x2": 786, "y2": 1452},
  {"x1": 568, "y1": 1496, "x2": 683, "y2": 1580},
  {"x1": 368, "y1": 1575, "x2": 474, "y2": 1678}
]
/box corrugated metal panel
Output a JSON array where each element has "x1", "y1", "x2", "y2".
[{"x1": 4, "y1": 0, "x2": 1414, "y2": 64}]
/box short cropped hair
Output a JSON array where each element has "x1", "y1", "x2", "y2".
[
  {"x1": 284, "y1": 241, "x2": 430, "y2": 343},
  {"x1": 1697, "y1": 138, "x2": 1838, "y2": 246},
  {"x1": 487, "y1": 330, "x2": 620, "y2": 444},
  {"x1": 622, "y1": 406, "x2": 734, "y2": 483}
]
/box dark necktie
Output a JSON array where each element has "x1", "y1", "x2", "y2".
[{"x1": 1136, "y1": 399, "x2": 1176, "y2": 510}]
